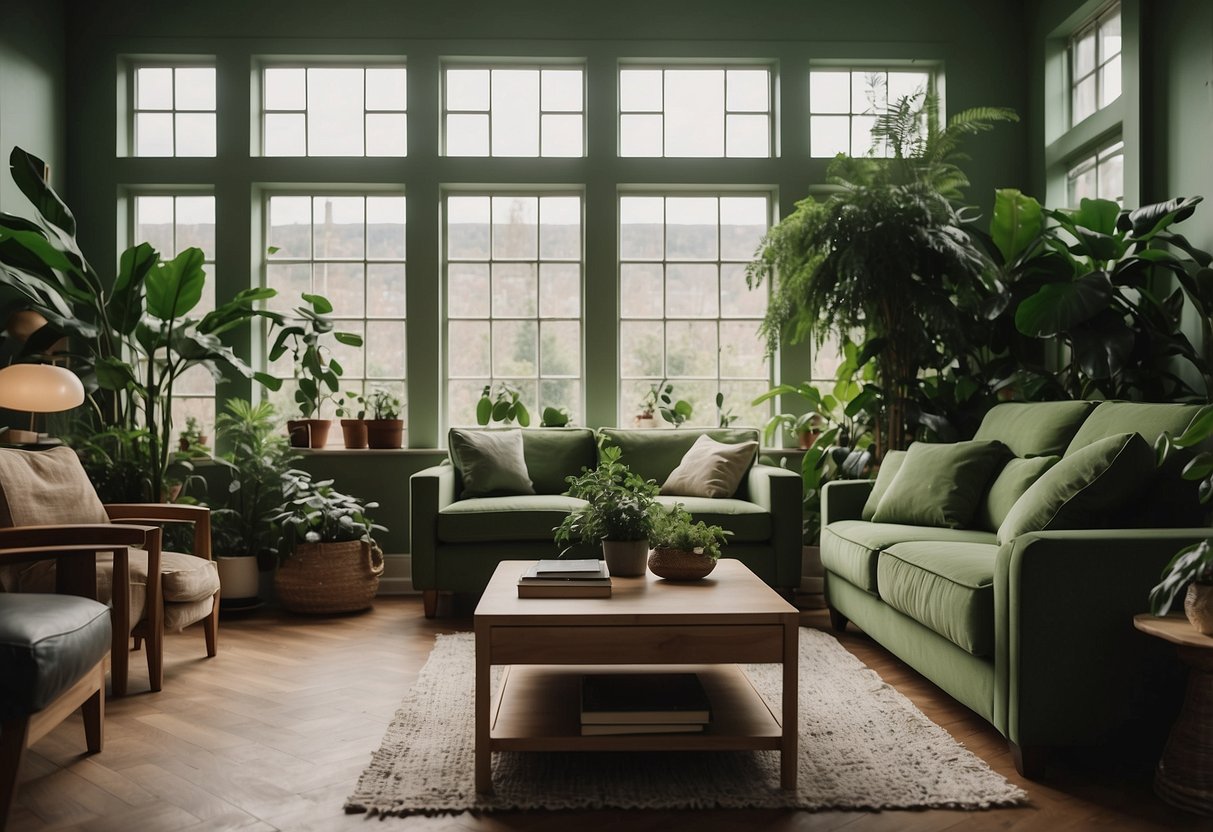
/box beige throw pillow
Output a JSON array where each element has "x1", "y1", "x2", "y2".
[
  {"x1": 0, "y1": 446, "x2": 110, "y2": 527},
  {"x1": 660, "y1": 434, "x2": 758, "y2": 499}
]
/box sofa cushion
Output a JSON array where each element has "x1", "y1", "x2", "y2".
[
  {"x1": 821, "y1": 519, "x2": 997, "y2": 593},
  {"x1": 599, "y1": 428, "x2": 760, "y2": 491},
  {"x1": 998, "y1": 432, "x2": 1154, "y2": 544},
  {"x1": 877, "y1": 541, "x2": 998, "y2": 657},
  {"x1": 448, "y1": 428, "x2": 535, "y2": 497},
  {"x1": 1064, "y1": 401, "x2": 1202, "y2": 455},
  {"x1": 437, "y1": 495, "x2": 586, "y2": 543},
  {"x1": 975, "y1": 455, "x2": 1059, "y2": 533},
  {"x1": 0, "y1": 446, "x2": 110, "y2": 528},
  {"x1": 871, "y1": 440, "x2": 1008, "y2": 529},
  {"x1": 861, "y1": 450, "x2": 906, "y2": 521},
  {"x1": 661, "y1": 434, "x2": 758, "y2": 499},
  {"x1": 973, "y1": 401, "x2": 1097, "y2": 457},
  {"x1": 521, "y1": 428, "x2": 598, "y2": 494},
  {"x1": 654, "y1": 495, "x2": 771, "y2": 542}
]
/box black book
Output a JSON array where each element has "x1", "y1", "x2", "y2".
[{"x1": 580, "y1": 673, "x2": 711, "y2": 725}]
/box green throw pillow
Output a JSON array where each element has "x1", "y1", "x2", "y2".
[
  {"x1": 448, "y1": 428, "x2": 535, "y2": 497},
  {"x1": 861, "y1": 450, "x2": 907, "y2": 521},
  {"x1": 997, "y1": 432, "x2": 1154, "y2": 544},
  {"x1": 975, "y1": 456, "x2": 1059, "y2": 533},
  {"x1": 871, "y1": 440, "x2": 1008, "y2": 529}
]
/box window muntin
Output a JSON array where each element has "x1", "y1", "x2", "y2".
[
  {"x1": 262, "y1": 66, "x2": 407, "y2": 156},
  {"x1": 1067, "y1": 139, "x2": 1124, "y2": 206},
  {"x1": 133, "y1": 194, "x2": 217, "y2": 437},
  {"x1": 809, "y1": 69, "x2": 931, "y2": 158},
  {"x1": 619, "y1": 67, "x2": 772, "y2": 158},
  {"x1": 265, "y1": 194, "x2": 407, "y2": 442},
  {"x1": 443, "y1": 66, "x2": 584, "y2": 157},
  {"x1": 133, "y1": 66, "x2": 216, "y2": 157},
  {"x1": 445, "y1": 194, "x2": 583, "y2": 425},
  {"x1": 618, "y1": 194, "x2": 771, "y2": 426},
  {"x1": 1070, "y1": 3, "x2": 1121, "y2": 126}
]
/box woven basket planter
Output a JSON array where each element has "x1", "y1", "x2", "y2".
[
  {"x1": 647, "y1": 546, "x2": 717, "y2": 581},
  {"x1": 275, "y1": 539, "x2": 384, "y2": 614}
]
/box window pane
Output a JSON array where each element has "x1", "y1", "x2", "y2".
[
  {"x1": 851, "y1": 115, "x2": 878, "y2": 157},
  {"x1": 666, "y1": 320, "x2": 716, "y2": 376},
  {"x1": 620, "y1": 196, "x2": 664, "y2": 260},
  {"x1": 447, "y1": 69, "x2": 489, "y2": 110},
  {"x1": 720, "y1": 197, "x2": 768, "y2": 260},
  {"x1": 175, "y1": 196, "x2": 215, "y2": 254},
  {"x1": 726, "y1": 69, "x2": 768, "y2": 112},
  {"x1": 448, "y1": 321, "x2": 491, "y2": 376},
  {"x1": 1100, "y1": 10, "x2": 1122, "y2": 63},
  {"x1": 666, "y1": 264, "x2": 719, "y2": 318},
  {"x1": 492, "y1": 196, "x2": 539, "y2": 260},
  {"x1": 264, "y1": 113, "x2": 306, "y2": 156},
  {"x1": 620, "y1": 263, "x2": 664, "y2": 319},
  {"x1": 1073, "y1": 75, "x2": 1096, "y2": 124},
  {"x1": 1099, "y1": 54, "x2": 1122, "y2": 107},
  {"x1": 137, "y1": 67, "x2": 173, "y2": 109},
  {"x1": 809, "y1": 71, "x2": 850, "y2": 114},
  {"x1": 266, "y1": 263, "x2": 311, "y2": 314},
  {"x1": 887, "y1": 71, "x2": 928, "y2": 105},
  {"x1": 539, "y1": 263, "x2": 581, "y2": 317},
  {"x1": 367, "y1": 264, "x2": 406, "y2": 317},
  {"x1": 265, "y1": 68, "x2": 306, "y2": 110},
  {"x1": 330, "y1": 320, "x2": 365, "y2": 379},
  {"x1": 665, "y1": 197, "x2": 718, "y2": 260},
  {"x1": 852, "y1": 71, "x2": 887, "y2": 114},
  {"x1": 539, "y1": 196, "x2": 581, "y2": 260},
  {"x1": 446, "y1": 113, "x2": 489, "y2": 156},
  {"x1": 307, "y1": 68, "x2": 364, "y2": 155},
  {"x1": 312, "y1": 196, "x2": 365, "y2": 259},
  {"x1": 620, "y1": 69, "x2": 662, "y2": 111},
  {"x1": 174, "y1": 113, "x2": 216, "y2": 156},
  {"x1": 268, "y1": 196, "x2": 312, "y2": 259},
  {"x1": 540, "y1": 113, "x2": 582, "y2": 157},
  {"x1": 491, "y1": 70, "x2": 540, "y2": 156},
  {"x1": 448, "y1": 263, "x2": 490, "y2": 318},
  {"x1": 175, "y1": 68, "x2": 215, "y2": 110},
  {"x1": 366, "y1": 113, "x2": 407, "y2": 156},
  {"x1": 810, "y1": 115, "x2": 849, "y2": 157},
  {"x1": 720, "y1": 262, "x2": 766, "y2": 318},
  {"x1": 135, "y1": 196, "x2": 175, "y2": 254},
  {"x1": 619, "y1": 114, "x2": 662, "y2": 157},
  {"x1": 493, "y1": 320, "x2": 537, "y2": 376},
  {"x1": 1074, "y1": 30, "x2": 1097, "y2": 78},
  {"x1": 542, "y1": 69, "x2": 582, "y2": 111},
  {"x1": 1068, "y1": 157, "x2": 1097, "y2": 206},
  {"x1": 540, "y1": 320, "x2": 580, "y2": 375},
  {"x1": 664, "y1": 70, "x2": 724, "y2": 157},
  {"x1": 492, "y1": 263, "x2": 538, "y2": 318},
  {"x1": 365, "y1": 68, "x2": 407, "y2": 110},
  {"x1": 1097, "y1": 146, "x2": 1124, "y2": 203},
  {"x1": 136, "y1": 113, "x2": 173, "y2": 156},
  {"x1": 720, "y1": 320, "x2": 767, "y2": 378},
  {"x1": 448, "y1": 196, "x2": 490, "y2": 259},
  {"x1": 620, "y1": 321, "x2": 664, "y2": 376},
  {"x1": 314, "y1": 262, "x2": 364, "y2": 317},
  {"x1": 725, "y1": 114, "x2": 768, "y2": 158},
  {"x1": 366, "y1": 196, "x2": 406, "y2": 260},
  {"x1": 366, "y1": 320, "x2": 406, "y2": 378}
]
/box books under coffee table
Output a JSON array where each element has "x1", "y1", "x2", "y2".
[{"x1": 580, "y1": 672, "x2": 711, "y2": 736}]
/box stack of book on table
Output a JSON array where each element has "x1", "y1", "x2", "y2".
[
  {"x1": 579, "y1": 672, "x2": 712, "y2": 735},
  {"x1": 516, "y1": 558, "x2": 611, "y2": 598}
]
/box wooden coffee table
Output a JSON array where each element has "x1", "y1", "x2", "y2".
[{"x1": 473, "y1": 558, "x2": 799, "y2": 793}]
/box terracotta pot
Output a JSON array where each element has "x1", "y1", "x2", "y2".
[
  {"x1": 1184, "y1": 582, "x2": 1213, "y2": 635},
  {"x1": 215, "y1": 555, "x2": 259, "y2": 602},
  {"x1": 341, "y1": 419, "x2": 368, "y2": 449},
  {"x1": 648, "y1": 546, "x2": 717, "y2": 581},
  {"x1": 287, "y1": 419, "x2": 332, "y2": 448},
  {"x1": 797, "y1": 430, "x2": 821, "y2": 450},
  {"x1": 602, "y1": 539, "x2": 648, "y2": 577},
  {"x1": 633, "y1": 414, "x2": 658, "y2": 429},
  {"x1": 366, "y1": 419, "x2": 404, "y2": 449}
]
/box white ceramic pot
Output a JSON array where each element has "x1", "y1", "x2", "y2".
[
  {"x1": 1184, "y1": 582, "x2": 1213, "y2": 635},
  {"x1": 602, "y1": 539, "x2": 649, "y2": 577},
  {"x1": 216, "y1": 555, "x2": 260, "y2": 602}
]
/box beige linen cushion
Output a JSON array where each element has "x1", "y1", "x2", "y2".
[
  {"x1": 0, "y1": 446, "x2": 110, "y2": 526},
  {"x1": 661, "y1": 434, "x2": 759, "y2": 499}
]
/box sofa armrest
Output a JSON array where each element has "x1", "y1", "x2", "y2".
[
  {"x1": 821, "y1": 480, "x2": 874, "y2": 526},
  {"x1": 409, "y1": 464, "x2": 458, "y2": 591},
  {"x1": 994, "y1": 527, "x2": 1210, "y2": 747},
  {"x1": 746, "y1": 464, "x2": 803, "y2": 589}
]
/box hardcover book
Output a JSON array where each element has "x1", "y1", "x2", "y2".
[
  {"x1": 580, "y1": 722, "x2": 705, "y2": 736},
  {"x1": 580, "y1": 672, "x2": 712, "y2": 725}
]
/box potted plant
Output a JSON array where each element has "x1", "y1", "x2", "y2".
[
  {"x1": 269, "y1": 293, "x2": 364, "y2": 449},
  {"x1": 753, "y1": 381, "x2": 840, "y2": 449},
  {"x1": 210, "y1": 398, "x2": 299, "y2": 606},
  {"x1": 272, "y1": 468, "x2": 387, "y2": 614},
  {"x1": 540, "y1": 405, "x2": 572, "y2": 427},
  {"x1": 365, "y1": 387, "x2": 404, "y2": 448},
  {"x1": 1150, "y1": 540, "x2": 1213, "y2": 635},
  {"x1": 178, "y1": 416, "x2": 208, "y2": 452},
  {"x1": 335, "y1": 391, "x2": 368, "y2": 449},
  {"x1": 647, "y1": 504, "x2": 731, "y2": 581},
  {"x1": 634, "y1": 379, "x2": 692, "y2": 428},
  {"x1": 715, "y1": 392, "x2": 738, "y2": 428},
  {"x1": 554, "y1": 445, "x2": 659, "y2": 576},
  {"x1": 476, "y1": 382, "x2": 530, "y2": 427}
]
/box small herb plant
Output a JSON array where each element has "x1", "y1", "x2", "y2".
[
  {"x1": 1150, "y1": 540, "x2": 1213, "y2": 615},
  {"x1": 335, "y1": 391, "x2": 366, "y2": 420},
  {"x1": 476, "y1": 382, "x2": 531, "y2": 426},
  {"x1": 268, "y1": 293, "x2": 364, "y2": 418},
  {"x1": 715, "y1": 392, "x2": 738, "y2": 428},
  {"x1": 273, "y1": 468, "x2": 386, "y2": 560},
  {"x1": 649, "y1": 504, "x2": 731, "y2": 561},
  {"x1": 554, "y1": 445, "x2": 659, "y2": 547},
  {"x1": 638, "y1": 379, "x2": 693, "y2": 425},
  {"x1": 367, "y1": 388, "x2": 402, "y2": 420}
]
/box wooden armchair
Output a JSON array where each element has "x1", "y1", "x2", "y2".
[{"x1": 0, "y1": 448, "x2": 220, "y2": 695}]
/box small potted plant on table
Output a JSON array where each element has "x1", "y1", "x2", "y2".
[
  {"x1": 554, "y1": 445, "x2": 659, "y2": 576},
  {"x1": 365, "y1": 388, "x2": 404, "y2": 448},
  {"x1": 336, "y1": 391, "x2": 368, "y2": 449},
  {"x1": 648, "y1": 504, "x2": 731, "y2": 581},
  {"x1": 1150, "y1": 540, "x2": 1213, "y2": 635}
]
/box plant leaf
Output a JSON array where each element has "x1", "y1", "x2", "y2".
[
  {"x1": 1014, "y1": 272, "x2": 1113, "y2": 337},
  {"x1": 991, "y1": 188, "x2": 1043, "y2": 264}
]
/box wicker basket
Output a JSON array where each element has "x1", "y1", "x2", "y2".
[
  {"x1": 275, "y1": 539, "x2": 384, "y2": 614},
  {"x1": 647, "y1": 547, "x2": 717, "y2": 581}
]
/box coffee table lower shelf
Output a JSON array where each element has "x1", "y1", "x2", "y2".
[{"x1": 489, "y1": 663, "x2": 784, "y2": 752}]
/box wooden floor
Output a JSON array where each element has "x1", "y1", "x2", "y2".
[{"x1": 6, "y1": 596, "x2": 1208, "y2": 831}]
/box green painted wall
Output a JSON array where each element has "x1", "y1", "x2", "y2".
[{"x1": 0, "y1": 1, "x2": 65, "y2": 214}]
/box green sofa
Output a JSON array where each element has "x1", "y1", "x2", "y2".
[
  {"x1": 821, "y1": 401, "x2": 1209, "y2": 777},
  {"x1": 410, "y1": 426, "x2": 802, "y2": 617}
]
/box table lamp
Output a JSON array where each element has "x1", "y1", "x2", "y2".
[{"x1": 0, "y1": 363, "x2": 86, "y2": 444}]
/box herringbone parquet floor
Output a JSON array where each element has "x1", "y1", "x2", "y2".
[{"x1": 5, "y1": 596, "x2": 1206, "y2": 831}]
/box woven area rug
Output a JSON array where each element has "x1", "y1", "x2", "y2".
[{"x1": 346, "y1": 629, "x2": 1027, "y2": 815}]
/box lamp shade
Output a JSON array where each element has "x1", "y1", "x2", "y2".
[{"x1": 0, "y1": 364, "x2": 86, "y2": 413}]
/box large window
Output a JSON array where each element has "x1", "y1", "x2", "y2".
[
  {"x1": 618, "y1": 194, "x2": 770, "y2": 427},
  {"x1": 1070, "y1": 3, "x2": 1121, "y2": 126},
  {"x1": 809, "y1": 68, "x2": 931, "y2": 158},
  {"x1": 619, "y1": 66, "x2": 772, "y2": 158},
  {"x1": 133, "y1": 194, "x2": 217, "y2": 437},
  {"x1": 132, "y1": 65, "x2": 216, "y2": 157},
  {"x1": 443, "y1": 65, "x2": 584, "y2": 157},
  {"x1": 1067, "y1": 138, "x2": 1124, "y2": 206},
  {"x1": 262, "y1": 66, "x2": 407, "y2": 156},
  {"x1": 445, "y1": 194, "x2": 583, "y2": 425},
  {"x1": 265, "y1": 194, "x2": 407, "y2": 440}
]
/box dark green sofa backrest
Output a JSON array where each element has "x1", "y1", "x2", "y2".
[
  {"x1": 972, "y1": 401, "x2": 1096, "y2": 457},
  {"x1": 597, "y1": 427, "x2": 761, "y2": 496},
  {"x1": 448, "y1": 427, "x2": 598, "y2": 496}
]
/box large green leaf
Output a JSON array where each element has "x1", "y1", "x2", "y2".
[
  {"x1": 8, "y1": 147, "x2": 76, "y2": 236},
  {"x1": 1068, "y1": 311, "x2": 1135, "y2": 380},
  {"x1": 1068, "y1": 197, "x2": 1121, "y2": 235},
  {"x1": 146, "y1": 247, "x2": 205, "y2": 320},
  {"x1": 1176, "y1": 405, "x2": 1213, "y2": 448},
  {"x1": 109, "y1": 243, "x2": 157, "y2": 334},
  {"x1": 1014, "y1": 272, "x2": 1113, "y2": 337},
  {"x1": 990, "y1": 188, "x2": 1043, "y2": 264},
  {"x1": 1125, "y1": 195, "x2": 1202, "y2": 238}
]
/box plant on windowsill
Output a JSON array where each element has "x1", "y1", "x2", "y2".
[
  {"x1": 540, "y1": 405, "x2": 572, "y2": 427},
  {"x1": 647, "y1": 504, "x2": 731, "y2": 581},
  {"x1": 272, "y1": 468, "x2": 387, "y2": 614},
  {"x1": 335, "y1": 391, "x2": 368, "y2": 449},
  {"x1": 268, "y1": 292, "x2": 364, "y2": 449},
  {"x1": 714, "y1": 392, "x2": 738, "y2": 428},
  {"x1": 365, "y1": 387, "x2": 404, "y2": 448},
  {"x1": 178, "y1": 416, "x2": 208, "y2": 452},
  {"x1": 476, "y1": 382, "x2": 531, "y2": 427},
  {"x1": 553, "y1": 444, "x2": 660, "y2": 577}
]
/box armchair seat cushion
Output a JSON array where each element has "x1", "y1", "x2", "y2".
[
  {"x1": 653, "y1": 496, "x2": 771, "y2": 542},
  {"x1": 96, "y1": 550, "x2": 220, "y2": 604},
  {"x1": 877, "y1": 542, "x2": 998, "y2": 657},
  {"x1": 821, "y1": 520, "x2": 997, "y2": 593},
  {"x1": 0, "y1": 592, "x2": 110, "y2": 720},
  {"x1": 438, "y1": 495, "x2": 586, "y2": 543}
]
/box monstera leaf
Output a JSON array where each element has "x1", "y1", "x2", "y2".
[{"x1": 1014, "y1": 271, "x2": 1113, "y2": 337}]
